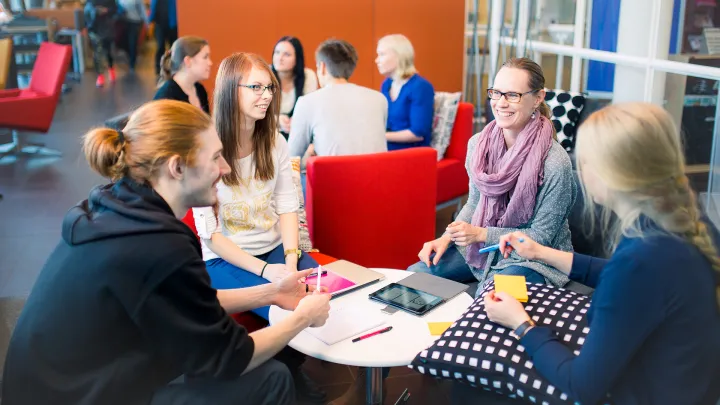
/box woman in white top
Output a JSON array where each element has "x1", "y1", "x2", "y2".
[
  {"x1": 192, "y1": 52, "x2": 319, "y2": 322},
  {"x1": 271, "y1": 36, "x2": 319, "y2": 138}
]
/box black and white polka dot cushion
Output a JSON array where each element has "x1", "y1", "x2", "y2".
[
  {"x1": 545, "y1": 90, "x2": 586, "y2": 152},
  {"x1": 410, "y1": 281, "x2": 611, "y2": 405}
]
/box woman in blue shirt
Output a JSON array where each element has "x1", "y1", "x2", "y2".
[
  {"x1": 461, "y1": 103, "x2": 720, "y2": 405},
  {"x1": 375, "y1": 34, "x2": 435, "y2": 151}
]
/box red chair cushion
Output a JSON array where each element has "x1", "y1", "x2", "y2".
[
  {"x1": 307, "y1": 252, "x2": 338, "y2": 266},
  {"x1": 444, "y1": 102, "x2": 474, "y2": 162},
  {"x1": 306, "y1": 148, "x2": 436, "y2": 270},
  {"x1": 436, "y1": 102, "x2": 474, "y2": 204},
  {"x1": 0, "y1": 89, "x2": 21, "y2": 98},
  {"x1": 230, "y1": 312, "x2": 268, "y2": 333},
  {"x1": 0, "y1": 42, "x2": 71, "y2": 132},
  {"x1": 436, "y1": 158, "x2": 469, "y2": 204}
]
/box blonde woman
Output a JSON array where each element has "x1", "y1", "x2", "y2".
[
  {"x1": 466, "y1": 103, "x2": 720, "y2": 405},
  {"x1": 375, "y1": 34, "x2": 434, "y2": 150}
]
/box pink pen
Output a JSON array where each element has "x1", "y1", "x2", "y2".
[{"x1": 316, "y1": 264, "x2": 322, "y2": 291}]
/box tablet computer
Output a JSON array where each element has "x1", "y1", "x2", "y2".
[{"x1": 368, "y1": 283, "x2": 444, "y2": 316}]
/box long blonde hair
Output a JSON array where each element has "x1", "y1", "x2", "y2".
[{"x1": 576, "y1": 102, "x2": 720, "y2": 302}]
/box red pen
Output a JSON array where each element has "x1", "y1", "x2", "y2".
[{"x1": 352, "y1": 326, "x2": 393, "y2": 343}]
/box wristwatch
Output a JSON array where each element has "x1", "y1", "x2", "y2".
[
  {"x1": 284, "y1": 248, "x2": 302, "y2": 259},
  {"x1": 514, "y1": 319, "x2": 536, "y2": 339}
]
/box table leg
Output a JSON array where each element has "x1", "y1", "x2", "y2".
[{"x1": 365, "y1": 367, "x2": 383, "y2": 405}]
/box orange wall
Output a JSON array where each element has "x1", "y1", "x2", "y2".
[{"x1": 177, "y1": 0, "x2": 465, "y2": 97}]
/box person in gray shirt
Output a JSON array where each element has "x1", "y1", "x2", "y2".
[{"x1": 288, "y1": 39, "x2": 388, "y2": 165}]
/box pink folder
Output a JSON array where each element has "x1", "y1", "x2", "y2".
[{"x1": 304, "y1": 270, "x2": 356, "y2": 294}]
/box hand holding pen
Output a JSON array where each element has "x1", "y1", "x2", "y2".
[{"x1": 497, "y1": 232, "x2": 541, "y2": 260}]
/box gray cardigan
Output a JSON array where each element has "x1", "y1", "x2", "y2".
[{"x1": 454, "y1": 134, "x2": 577, "y2": 287}]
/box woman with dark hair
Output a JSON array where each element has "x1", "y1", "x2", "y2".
[
  {"x1": 271, "y1": 36, "x2": 318, "y2": 138},
  {"x1": 192, "y1": 52, "x2": 326, "y2": 404},
  {"x1": 153, "y1": 36, "x2": 211, "y2": 114}
]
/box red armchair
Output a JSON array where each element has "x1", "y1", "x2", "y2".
[
  {"x1": 0, "y1": 42, "x2": 72, "y2": 160},
  {"x1": 436, "y1": 102, "x2": 474, "y2": 213},
  {"x1": 306, "y1": 147, "x2": 437, "y2": 270}
]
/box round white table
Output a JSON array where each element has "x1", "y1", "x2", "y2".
[{"x1": 269, "y1": 268, "x2": 474, "y2": 405}]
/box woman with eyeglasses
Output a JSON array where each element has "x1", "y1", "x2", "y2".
[
  {"x1": 408, "y1": 57, "x2": 576, "y2": 292},
  {"x1": 191, "y1": 52, "x2": 326, "y2": 404},
  {"x1": 271, "y1": 36, "x2": 319, "y2": 139}
]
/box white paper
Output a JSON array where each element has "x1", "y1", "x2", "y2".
[{"x1": 303, "y1": 306, "x2": 388, "y2": 345}]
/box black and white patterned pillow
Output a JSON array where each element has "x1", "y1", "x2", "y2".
[
  {"x1": 410, "y1": 281, "x2": 611, "y2": 405},
  {"x1": 545, "y1": 90, "x2": 586, "y2": 152}
]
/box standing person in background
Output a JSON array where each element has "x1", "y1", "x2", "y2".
[
  {"x1": 85, "y1": 0, "x2": 118, "y2": 88},
  {"x1": 118, "y1": 0, "x2": 148, "y2": 72},
  {"x1": 150, "y1": 0, "x2": 177, "y2": 77},
  {"x1": 153, "y1": 36, "x2": 211, "y2": 114},
  {"x1": 375, "y1": 34, "x2": 435, "y2": 151},
  {"x1": 271, "y1": 36, "x2": 318, "y2": 139}
]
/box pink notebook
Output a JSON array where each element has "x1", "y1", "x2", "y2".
[{"x1": 304, "y1": 270, "x2": 356, "y2": 294}]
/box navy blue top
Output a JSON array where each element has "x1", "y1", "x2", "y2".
[
  {"x1": 150, "y1": 0, "x2": 177, "y2": 28},
  {"x1": 381, "y1": 74, "x2": 435, "y2": 151},
  {"x1": 521, "y1": 219, "x2": 720, "y2": 405}
]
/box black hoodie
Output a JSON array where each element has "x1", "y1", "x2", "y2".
[{"x1": 2, "y1": 179, "x2": 255, "y2": 405}]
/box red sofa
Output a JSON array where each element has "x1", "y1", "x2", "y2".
[{"x1": 436, "y1": 102, "x2": 474, "y2": 211}]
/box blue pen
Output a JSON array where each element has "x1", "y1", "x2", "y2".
[{"x1": 478, "y1": 238, "x2": 524, "y2": 254}]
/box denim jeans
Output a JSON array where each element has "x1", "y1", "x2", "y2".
[
  {"x1": 205, "y1": 245, "x2": 318, "y2": 320},
  {"x1": 407, "y1": 245, "x2": 547, "y2": 288},
  {"x1": 125, "y1": 21, "x2": 143, "y2": 69},
  {"x1": 300, "y1": 172, "x2": 307, "y2": 203}
]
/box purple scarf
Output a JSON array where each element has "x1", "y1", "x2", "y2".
[{"x1": 465, "y1": 114, "x2": 554, "y2": 268}]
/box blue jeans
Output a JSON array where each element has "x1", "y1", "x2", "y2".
[
  {"x1": 300, "y1": 172, "x2": 307, "y2": 203},
  {"x1": 205, "y1": 244, "x2": 319, "y2": 320},
  {"x1": 407, "y1": 245, "x2": 546, "y2": 285}
]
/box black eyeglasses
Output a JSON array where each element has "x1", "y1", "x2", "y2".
[
  {"x1": 487, "y1": 88, "x2": 538, "y2": 103},
  {"x1": 238, "y1": 84, "x2": 276, "y2": 96}
]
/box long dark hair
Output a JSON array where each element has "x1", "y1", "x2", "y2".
[
  {"x1": 213, "y1": 53, "x2": 280, "y2": 185},
  {"x1": 271, "y1": 36, "x2": 307, "y2": 115}
]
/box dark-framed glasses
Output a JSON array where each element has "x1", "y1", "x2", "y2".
[
  {"x1": 239, "y1": 84, "x2": 276, "y2": 96},
  {"x1": 487, "y1": 88, "x2": 538, "y2": 103}
]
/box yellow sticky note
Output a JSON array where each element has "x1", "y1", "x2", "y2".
[
  {"x1": 494, "y1": 274, "x2": 529, "y2": 302},
  {"x1": 427, "y1": 322, "x2": 453, "y2": 336}
]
